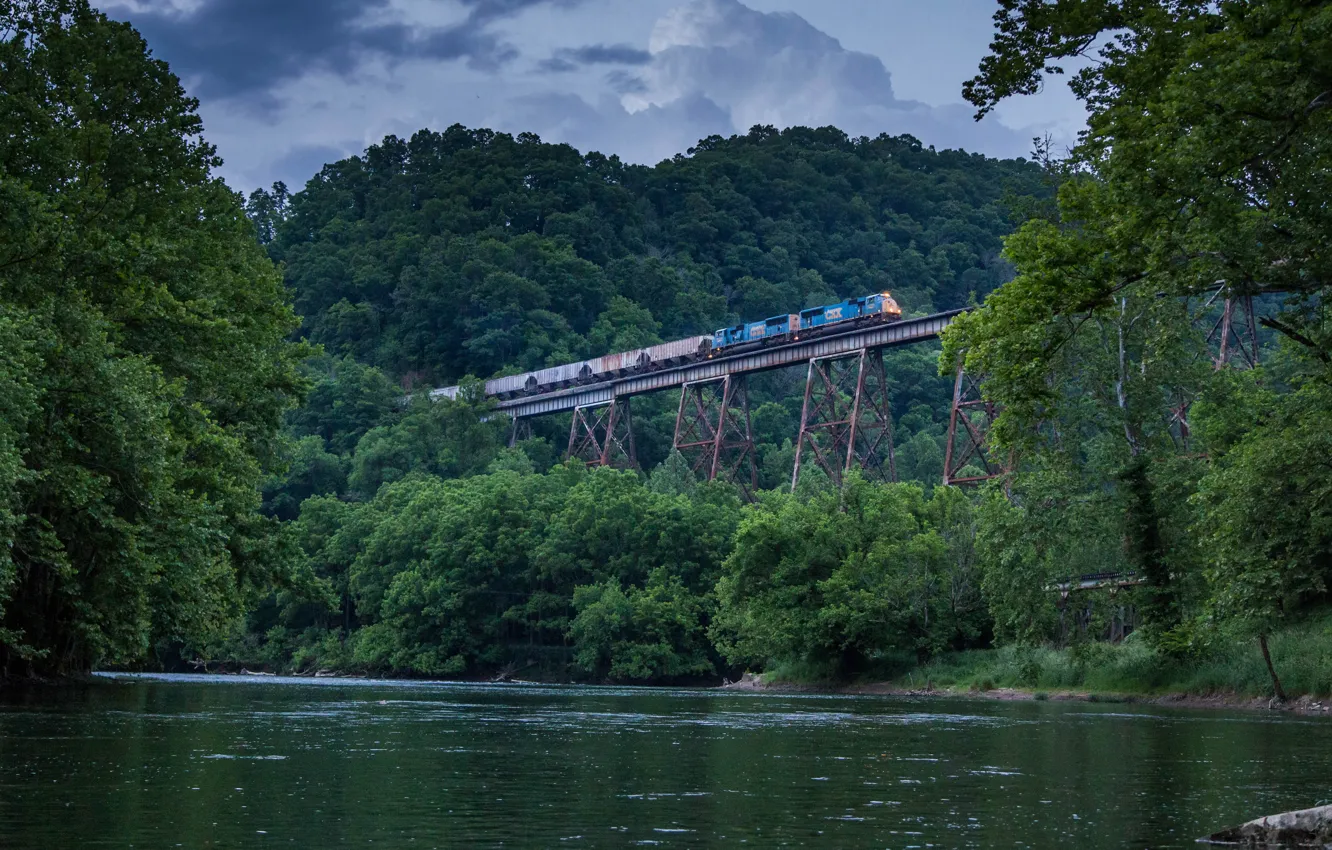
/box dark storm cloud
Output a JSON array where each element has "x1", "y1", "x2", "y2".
[
  {"x1": 268, "y1": 142, "x2": 362, "y2": 188},
  {"x1": 538, "y1": 43, "x2": 652, "y2": 73},
  {"x1": 606, "y1": 70, "x2": 647, "y2": 94},
  {"x1": 104, "y1": 0, "x2": 584, "y2": 103}
]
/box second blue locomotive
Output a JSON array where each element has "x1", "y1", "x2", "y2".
[{"x1": 711, "y1": 292, "x2": 902, "y2": 350}]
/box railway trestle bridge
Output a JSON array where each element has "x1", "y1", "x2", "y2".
[
  {"x1": 434, "y1": 308, "x2": 1008, "y2": 492},
  {"x1": 432, "y1": 292, "x2": 1262, "y2": 495}
]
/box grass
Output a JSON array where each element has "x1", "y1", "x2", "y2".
[{"x1": 897, "y1": 610, "x2": 1332, "y2": 700}]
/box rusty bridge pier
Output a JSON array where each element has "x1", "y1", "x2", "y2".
[
  {"x1": 1210, "y1": 294, "x2": 1260, "y2": 370},
  {"x1": 790, "y1": 348, "x2": 896, "y2": 491},
  {"x1": 1170, "y1": 293, "x2": 1262, "y2": 450},
  {"x1": 672, "y1": 375, "x2": 758, "y2": 497},
  {"x1": 567, "y1": 398, "x2": 636, "y2": 469},
  {"x1": 942, "y1": 365, "x2": 1008, "y2": 486}
]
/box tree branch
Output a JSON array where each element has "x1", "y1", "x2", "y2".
[{"x1": 1258, "y1": 317, "x2": 1330, "y2": 363}]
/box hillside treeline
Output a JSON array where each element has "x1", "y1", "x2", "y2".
[{"x1": 257, "y1": 123, "x2": 1042, "y2": 384}]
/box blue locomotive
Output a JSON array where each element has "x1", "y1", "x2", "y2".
[{"x1": 711, "y1": 292, "x2": 902, "y2": 350}]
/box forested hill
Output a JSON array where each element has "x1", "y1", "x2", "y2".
[
  {"x1": 214, "y1": 124, "x2": 1050, "y2": 680},
  {"x1": 253, "y1": 125, "x2": 1047, "y2": 387}
]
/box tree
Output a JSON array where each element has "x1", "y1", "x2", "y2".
[
  {"x1": 0, "y1": 1, "x2": 305, "y2": 675},
  {"x1": 944, "y1": 0, "x2": 1332, "y2": 656},
  {"x1": 711, "y1": 478, "x2": 990, "y2": 676},
  {"x1": 263, "y1": 436, "x2": 347, "y2": 522},
  {"x1": 1193, "y1": 374, "x2": 1332, "y2": 700},
  {"x1": 570, "y1": 569, "x2": 715, "y2": 682},
  {"x1": 347, "y1": 381, "x2": 505, "y2": 497},
  {"x1": 289, "y1": 356, "x2": 403, "y2": 456}
]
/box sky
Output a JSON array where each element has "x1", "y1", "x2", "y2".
[{"x1": 99, "y1": 0, "x2": 1088, "y2": 193}]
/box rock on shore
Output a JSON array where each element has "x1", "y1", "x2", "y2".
[{"x1": 1204, "y1": 804, "x2": 1332, "y2": 847}]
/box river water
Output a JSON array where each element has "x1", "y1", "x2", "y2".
[{"x1": 0, "y1": 674, "x2": 1327, "y2": 848}]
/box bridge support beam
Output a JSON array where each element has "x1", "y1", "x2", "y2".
[
  {"x1": 507, "y1": 416, "x2": 533, "y2": 448},
  {"x1": 1171, "y1": 293, "x2": 1261, "y2": 450},
  {"x1": 791, "y1": 348, "x2": 896, "y2": 492},
  {"x1": 673, "y1": 375, "x2": 757, "y2": 498},
  {"x1": 1210, "y1": 294, "x2": 1260, "y2": 370},
  {"x1": 943, "y1": 364, "x2": 1008, "y2": 486},
  {"x1": 567, "y1": 398, "x2": 636, "y2": 469}
]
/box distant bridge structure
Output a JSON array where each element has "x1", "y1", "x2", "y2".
[
  {"x1": 433, "y1": 307, "x2": 1015, "y2": 492},
  {"x1": 430, "y1": 291, "x2": 1264, "y2": 493}
]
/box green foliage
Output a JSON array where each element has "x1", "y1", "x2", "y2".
[
  {"x1": 711, "y1": 477, "x2": 989, "y2": 678},
  {"x1": 911, "y1": 607, "x2": 1332, "y2": 700},
  {"x1": 1194, "y1": 375, "x2": 1332, "y2": 640},
  {"x1": 348, "y1": 383, "x2": 506, "y2": 497},
  {"x1": 237, "y1": 464, "x2": 743, "y2": 680},
  {"x1": 263, "y1": 437, "x2": 347, "y2": 522},
  {"x1": 943, "y1": 0, "x2": 1332, "y2": 662},
  {"x1": 0, "y1": 1, "x2": 305, "y2": 675},
  {"x1": 570, "y1": 569, "x2": 714, "y2": 682},
  {"x1": 289, "y1": 356, "x2": 403, "y2": 456}
]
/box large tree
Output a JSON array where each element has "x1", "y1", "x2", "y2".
[
  {"x1": 0, "y1": 0, "x2": 305, "y2": 675},
  {"x1": 945, "y1": 1, "x2": 1331, "y2": 679}
]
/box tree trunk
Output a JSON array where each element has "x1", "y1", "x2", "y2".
[{"x1": 1259, "y1": 633, "x2": 1287, "y2": 703}]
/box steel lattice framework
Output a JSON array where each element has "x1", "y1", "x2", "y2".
[
  {"x1": 484, "y1": 310, "x2": 963, "y2": 420},
  {"x1": 567, "y1": 399, "x2": 636, "y2": 469},
  {"x1": 428, "y1": 309, "x2": 965, "y2": 485},
  {"x1": 942, "y1": 366, "x2": 1008, "y2": 486},
  {"x1": 507, "y1": 416, "x2": 533, "y2": 448},
  {"x1": 672, "y1": 376, "x2": 758, "y2": 497},
  {"x1": 1210, "y1": 294, "x2": 1261, "y2": 370},
  {"x1": 790, "y1": 348, "x2": 897, "y2": 491},
  {"x1": 1169, "y1": 293, "x2": 1262, "y2": 451}
]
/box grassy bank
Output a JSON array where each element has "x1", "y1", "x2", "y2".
[
  {"x1": 901, "y1": 612, "x2": 1332, "y2": 700},
  {"x1": 757, "y1": 611, "x2": 1332, "y2": 702}
]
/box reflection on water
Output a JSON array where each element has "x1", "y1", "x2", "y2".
[{"x1": 0, "y1": 673, "x2": 1326, "y2": 848}]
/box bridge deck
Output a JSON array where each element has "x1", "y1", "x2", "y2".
[{"x1": 469, "y1": 309, "x2": 965, "y2": 419}]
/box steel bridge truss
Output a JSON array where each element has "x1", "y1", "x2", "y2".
[
  {"x1": 791, "y1": 348, "x2": 897, "y2": 491},
  {"x1": 1209, "y1": 294, "x2": 1260, "y2": 370},
  {"x1": 943, "y1": 365, "x2": 1009, "y2": 486},
  {"x1": 567, "y1": 398, "x2": 636, "y2": 469},
  {"x1": 672, "y1": 376, "x2": 758, "y2": 497},
  {"x1": 507, "y1": 416, "x2": 533, "y2": 448},
  {"x1": 1169, "y1": 293, "x2": 1262, "y2": 451}
]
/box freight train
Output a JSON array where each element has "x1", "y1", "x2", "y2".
[{"x1": 431, "y1": 292, "x2": 902, "y2": 402}]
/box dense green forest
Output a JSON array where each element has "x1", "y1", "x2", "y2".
[
  {"x1": 3, "y1": 0, "x2": 1330, "y2": 698},
  {"x1": 230, "y1": 111, "x2": 1043, "y2": 679},
  {"x1": 0, "y1": 1, "x2": 305, "y2": 677}
]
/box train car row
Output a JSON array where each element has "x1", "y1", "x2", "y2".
[
  {"x1": 431, "y1": 291, "x2": 902, "y2": 402},
  {"x1": 430, "y1": 334, "x2": 710, "y2": 402}
]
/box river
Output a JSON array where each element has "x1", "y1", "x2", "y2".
[{"x1": 0, "y1": 674, "x2": 1326, "y2": 848}]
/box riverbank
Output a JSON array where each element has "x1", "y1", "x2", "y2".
[
  {"x1": 723, "y1": 671, "x2": 1332, "y2": 716},
  {"x1": 725, "y1": 612, "x2": 1332, "y2": 716}
]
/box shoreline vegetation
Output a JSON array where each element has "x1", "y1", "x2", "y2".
[
  {"x1": 737, "y1": 609, "x2": 1332, "y2": 716},
  {"x1": 68, "y1": 607, "x2": 1331, "y2": 719}
]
